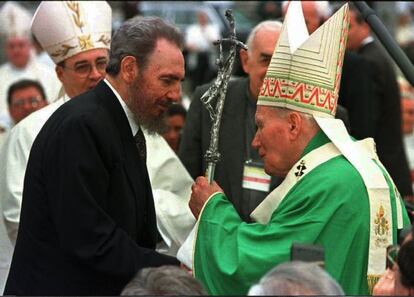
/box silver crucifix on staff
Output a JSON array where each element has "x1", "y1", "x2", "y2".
[{"x1": 201, "y1": 9, "x2": 247, "y2": 184}]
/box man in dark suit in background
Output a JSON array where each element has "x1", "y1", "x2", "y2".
[
  {"x1": 179, "y1": 21, "x2": 283, "y2": 222},
  {"x1": 347, "y1": 4, "x2": 413, "y2": 199},
  {"x1": 4, "y1": 16, "x2": 184, "y2": 296},
  {"x1": 291, "y1": 1, "x2": 378, "y2": 141}
]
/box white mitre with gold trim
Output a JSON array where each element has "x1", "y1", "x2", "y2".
[
  {"x1": 0, "y1": 1, "x2": 32, "y2": 39},
  {"x1": 31, "y1": 1, "x2": 112, "y2": 64}
]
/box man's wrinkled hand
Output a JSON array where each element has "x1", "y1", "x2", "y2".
[{"x1": 189, "y1": 176, "x2": 223, "y2": 219}]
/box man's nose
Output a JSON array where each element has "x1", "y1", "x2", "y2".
[
  {"x1": 168, "y1": 84, "x2": 182, "y2": 103},
  {"x1": 252, "y1": 132, "x2": 260, "y2": 149},
  {"x1": 89, "y1": 65, "x2": 104, "y2": 80}
]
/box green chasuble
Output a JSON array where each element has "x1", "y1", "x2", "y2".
[{"x1": 193, "y1": 131, "x2": 410, "y2": 295}]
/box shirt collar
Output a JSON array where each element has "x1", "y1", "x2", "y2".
[{"x1": 103, "y1": 78, "x2": 139, "y2": 136}]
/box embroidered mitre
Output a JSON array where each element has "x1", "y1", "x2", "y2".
[
  {"x1": 0, "y1": 1, "x2": 32, "y2": 39},
  {"x1": 257, "y1": 1, "x2": 349, "y2": 118},
  {"x1": 31, "y1": 1, "x2": 112, "y2": 64}
]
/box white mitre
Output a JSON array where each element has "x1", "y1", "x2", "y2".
[
  {"x1": 0, "y1": 1, "x2": 32, "y2": 39},
  {"x1": 31, "y1": 1, "x2": 112, "y2": 64}
]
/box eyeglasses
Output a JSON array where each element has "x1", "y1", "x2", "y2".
[
  {"x1": 11, "y1": 96, "x2": 43, "y2": 108},
  {"x1": 386, "y1": 244, "x2": 400, "y2": 269},
  {"x1": 62, "y1": 59, "x2": 108, "y2": 78}
]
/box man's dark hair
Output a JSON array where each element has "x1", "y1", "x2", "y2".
[
  {"x1": 167, "y1": 103, "x2": 187, "y2": 119},
  {"x1": 7, "y1": 79, "x2": 47, "y2": 106},
  {"x1": 121, "y1": 265, "x2": 206, "y2": 295},
  {"x1": 397, "y1": 225, "x2": 414, "y2": 288},
  {"x1": 106, "y1": 16, "x2": 184, "y2": 75}
]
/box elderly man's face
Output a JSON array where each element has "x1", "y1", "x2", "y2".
[
  {"x1": 252, "y1": 106, "x2": 293, "y2": 177},
  {"x1": 56, "y1": 48, "x2": 109, "y2": 98},
  {"x1": 127, "y1": 38, "x2": 185, "y2": 134},
  {"x1": 6, "y1": 36, "x2": 31, "y2": 68},
  {"x1": 9, "y1": 85, "x2": 47, "y2": 123},
  {"x1": 241, "y1": 28, "x2": 280, "y2": 100}
]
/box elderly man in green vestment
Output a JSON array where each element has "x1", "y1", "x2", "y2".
[{"x1": 178, "y1": 2, "x2": 411, "y2": 296}]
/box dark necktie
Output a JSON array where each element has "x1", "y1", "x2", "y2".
[{"x1": 134, "y1": 128, "x2": 146, "y2": 164}]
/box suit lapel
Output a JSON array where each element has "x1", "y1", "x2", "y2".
[
  {"x1": 220, "y1": 79, "x2": 248, "y2": 201},
  {"x1": 93, "y1": 81, "x2": 144, "y2": 199}
]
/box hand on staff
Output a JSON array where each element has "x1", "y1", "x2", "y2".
[{"x1": 189, "y1": 176, "x2": 223, "y2": 219}]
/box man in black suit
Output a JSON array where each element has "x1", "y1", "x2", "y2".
[
  {"x1": 4, "y1": 15, "x2": 184, "y2": 296},
  {"x1": 296, "y1": 1, "x2": 378, "y2": 141},
  {"x1": 347, "y1": 4, "x2": 413, "y2": 198}
]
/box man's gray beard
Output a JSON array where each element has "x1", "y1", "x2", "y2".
[
  {"x1": 132, "y1": 111, "x2": 168, "y2": 135},
  {"x1": 126, "y1": 80, "x2": 169, "y2": 135}
]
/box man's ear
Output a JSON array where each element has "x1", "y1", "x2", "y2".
[
  {"x1": 239, "y1": 49, "x2": 250, "y2": 74},
  {"x1": 287, "y1": 112, "x2": 302, "y2": 141},
  {"x1": 120, "y1": 55, "x2": 138, "y2": 84},
  {"x1": 55, "y1": 65, "x2": 64, "y2": 84}
]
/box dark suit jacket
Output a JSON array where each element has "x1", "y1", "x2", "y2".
[
  {"x1": 4, "y1": 81, "x2": 178, "y2": 296},
  {"x1": 358, "y1": 41, "x2": 412, "y2": 196},
  {"x1": 339, "y1": 51, "x2": 378, "y2": 140},
  {"x1": 179, "y1": 77, "x2": 349, "y2": 221},
  {"x1": 179, "y1": 78, "x2": 264, "y2": 221}
]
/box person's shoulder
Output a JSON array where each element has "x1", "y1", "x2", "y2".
[{"x1": 305, "y1": 154, "x2": 365, "y2": 190}]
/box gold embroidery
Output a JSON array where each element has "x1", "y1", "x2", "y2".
[
  {"x1": 78, "y1": 35, "x2": 94, "y2": 50},
  {"x1": 66, "y1": 1, "x2": 84, "y2": 29},
  {"x1": 374, "y1": 205, "x2": 389, "y2": 236},
  {"x1": 97, "y1": 34, "x2": 111, "y2": 46},
  {"x1": 51, "y1": 44, "x2": 77, "y2": 58}
]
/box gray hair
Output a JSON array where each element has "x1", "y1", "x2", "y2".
[
  {"x1": 273, "y1": 107, "x2": 318, "y2": 129},
  {"x1": 106, "y1": 16, "x2": 184, "y2": 75},
  {"x1": 281, "y1": 1, "x2": 332, "y2": 19},
  {"x1": 121, "y1": 265, "x2": 207, "y2": 295},
  {"x1": 246, "y1": 20, "x2": 282, "y2": 54},
  {"x1": 248, "y1": 261, "x2": 344, "y2": 295}
]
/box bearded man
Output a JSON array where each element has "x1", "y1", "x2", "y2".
[{"x1": 4, "y1": 15, "x2": 185, "y2": 296}]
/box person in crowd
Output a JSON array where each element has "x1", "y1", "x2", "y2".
[
  {"x1": 185, "y1": 10, "x2": 221, "y2": 91},
  {"x1": 121, "y1": 265, "x2": 206, "y2": 295},
  {"x1": 373, "y1": 224, "x2": 414, "y2": 295},
  {"x1": 162, "y1": 103, "x2": 187, "y2": 153},
  {"x1": 0, "y1": 79, "x2": 47, "y2": 149},
  {"x1": 0, "y1": 1, "x2": 60, "y2": 130},
  {"x1": 248, "y1": 261, "x2": 344, "y2": 295},
  {"x1": 291, "y1": 1, "x2": 378, "y2": 142},
  {"x1": 7, "y1": 79, "x2": 47, "y2": 125},
  {"x1": 178, "y1": 3, "x2": 410, "y2": 295},
  {"x1": 3, "y1": 4, "x2": 187, "y2": 295},
  {"x1": 346, "y1": 3, "x2": 413, "y2": 200},
  {"x1": 256, "y1": 1, "x2": 282, "y2": 22}
]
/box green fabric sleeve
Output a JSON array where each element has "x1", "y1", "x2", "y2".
[{"x1": 194, "y1": 156, "x2": 372, "y2": 295}]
